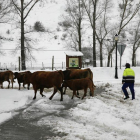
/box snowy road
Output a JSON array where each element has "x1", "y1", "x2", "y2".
[
  {"x1": 0, "y1": 87, "x2": 103, "y2": 140},
  {"x1": 0, "y1": 97, "x2": 74, "y2": 140}
]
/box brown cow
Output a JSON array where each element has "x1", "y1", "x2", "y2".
[
  {"x1": 0, "y1": 70, "x2": 14, "y2": 88},
  {"x1": 28, "y1": 70, "x2": 64, "y2": 101},
  {"x1": 62, "y1": 78, "x2": 96, "y2": 99},
  {"x1": 14, "y1": 71, "x2": 31, "y2": 90},
  {"x1": 62, "y1": 68, "x2": 93, "y2": 95}
]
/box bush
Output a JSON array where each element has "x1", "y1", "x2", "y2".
[
  {"x1": 81, "y1": 47, "x2": 93, "y2": 62},
  {"x1": 120, "y1": 32, "x2": 126, "y2": 39},
  {"x1": 6, "y1": 29, "x2": 10, "y2": 34},
  {"x1": 54, "y1": 35, "x2": 58, "y2": 39},
  {"x1": 61, "y1": 33, "x2": 67, "y2": 40},
  {"x1": 34, "y1": 21, "x2": 45, "y2": 32},
  {"x1": 58, "y1": 21, "x2": 72, "y2": 28},
  {"x1": 119, "y1": 4, "x2": 125, "y2": 9},
  {"x1": 56, "y1": 27, "x2": 61, "y2": 32}
]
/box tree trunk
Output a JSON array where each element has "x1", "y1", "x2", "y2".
[
  {"x1": 100, "y1": 43, "x2": 103, "y2": 67},
  {"x1": 21, "y1": 0, "x2": 26, "y2": 70},
  {"x1": 107, "y1": 54, "x2": 111, "y2": 67},
  {"x1": 93, "y1": 2, "x2": 97, "y2": 67},
  {"x1": 78, "y1": 1, "x2": 82, "y2": 52},
  {"x1": 107, "y1": 44, "x2": 116, "y2": 67},
  {"x1": 111, "y1": 54, "x2": 112, "y2": 67},
  {"x1": 132, "y1": 50, "x2": 135, "y2": 67},
  {"x1": 78, "y1": 21, "x2": 82, "y2": 51}
]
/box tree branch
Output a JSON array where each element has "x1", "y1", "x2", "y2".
[
  {"x1": 23, "y1": 0, "x2": 34, "y2": 10},
  {"x1": 24, "y1": 0, "x2": 39, "y2": 20},
  {"x1": 11, "y1": 0, "x2": 21, "y2": 14}
]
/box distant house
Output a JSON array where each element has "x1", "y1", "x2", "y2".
[{"x1": 64, "y1": 51, "x2": 83, "y2": 69}]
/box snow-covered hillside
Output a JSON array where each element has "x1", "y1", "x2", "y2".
[
  {"x1": 0, "y1": 0, "x2": 67, "y2": 68},
  {"x1": 0, "y1": 0, "x2": 140, "y2": 69}
]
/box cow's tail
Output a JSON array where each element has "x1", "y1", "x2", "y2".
[
  {"x1": 9, "y1": 72, "x2": 14, "y2": 82},
  {"x1": 88, "y1": 78, "x2": 96, "y2": 88},
  {"x1": 9, "y1": 72, "x2": 14, "y2": 88},
  {"x1": 88, "y1": 78, "x2": 96, "y2": 97},
  {"x1": 87, "y1": 68, "x2": 93, "y2": 80}
]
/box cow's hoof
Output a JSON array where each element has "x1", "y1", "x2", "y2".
[{"x1": 33, "y1": 97, "x2": 36, "y2": 100}]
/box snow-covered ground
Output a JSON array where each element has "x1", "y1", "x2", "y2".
[{"x1": 0, "y1": 67, "x2": 140, "y2": 140}]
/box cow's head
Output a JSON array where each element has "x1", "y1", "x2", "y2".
[
  {"x1": 14, "y1": 72, "x2": 19, "y2": 79},
  {"x1": 91, "y1": 84, "x2": 96, "y2": 97},
  {"x1": 62, "y1": 70, "x2": 71, "y2": 80}
]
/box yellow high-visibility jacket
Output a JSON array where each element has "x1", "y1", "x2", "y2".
[{"x1": 122, "y1": 68, "x2": 135, "y2": 83}]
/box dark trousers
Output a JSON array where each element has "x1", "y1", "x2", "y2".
[{"x1": 122, "y1": 83, "x2": 135, "y2": 99}]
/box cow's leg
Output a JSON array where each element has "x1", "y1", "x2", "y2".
[
  {"x1": 7, "y1": 80, "x2": 10, "y2": 88},
  {"x1": 1, "y1": 83, "x2": 3, "y2": 89},
  {"x1": 49, "y1": 87, "x2": 58, "y2": 100},
  {"x1": 82, "y1": 88, "x2": 87, "y2": 99},
  {"x1": 89, "y1": 87, "x2": 94, "y2": 97},
  {"x1": 72, "y1": 90, "x2": 80, "y2": 99},
  {"x1": 89, "y1": 91, "x2": 92, "y2": 96},
  {"x1": 77, "y1": 90, "x2": 79, "y2": 95},
  {"x1": 12, "y1": 78, "x2": 14, "y2": 88},
  {"x1": 11, "y1": 80, "x2": 13, "y2": 89},
  {"x1": 28, "y1": 83, "x2": 30, "y2": 90},
  {"x1": 19, "y1": 83, "x2": 21, "y2": 90},
  {"x1": 89, "y1": 86, "x2": 94, "y2": 96},
  {"x1": 33, "y1": 86, "x2": 38, "y2": 100},
  {"x1": 72, "y1": 90, "x2": 75, "y2": 99},
  {"x1": 58, "y1": 87, "x2": 63, "y2": 101},
  {"x1": 23, "y1": 83, "x2": 25, "y2": 88},
  {"x1": 40, "y1": 87, "x2": 45, "y2": 97},
  {"x1": 11, "y1": 82, "x2": 13, "y2": 89},
  {"x1": 63, "y1": 87, "x2": 67, "y2": 94}
]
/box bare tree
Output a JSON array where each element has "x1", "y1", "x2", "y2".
[
  {"x1": 0, "y1": 39, "x2": 5, "y2": 55},
  {"x1": 60, "y1": 0, "x2": 85, "y2": 51},
  {"x1": 95, "y1": 0, "x2": 113, "y2": 67},
  {"x1": 105, "y1": 32, "x2": 116, "y2": 67},
  {"x1": 0, "y1": 0, "x2": 11, "y2": 23},
  {"x1": 11, "y1": 0, "x2": 41, "y2": 70},
  {"x1": 106, "y1": 0, "x2": 140, "y2": 67},
  {"x1": 0, "y1": 0, "x2": 12, "y2": 55},
  {"x1": 128, "y1": 19, "x2": 140, "y2": 66},
  {"x1": 82, "y1": 0, "x2": 101, "y2": 67}
]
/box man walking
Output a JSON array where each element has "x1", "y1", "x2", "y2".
[{"x1": 122, "y1": 63, "x2": 135, "y2": 100}]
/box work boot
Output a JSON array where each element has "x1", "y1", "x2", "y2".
[{"x1": 124, "y1": 96, "x2": 129, "y2": 100}]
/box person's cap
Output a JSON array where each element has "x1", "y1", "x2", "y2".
[{"x1": 125, "y1": 63, "x2": 130, "y2": 68}]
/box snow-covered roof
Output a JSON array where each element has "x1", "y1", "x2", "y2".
[{"x1": 64, "y1": 51, "x2": 83, "y2": 56}]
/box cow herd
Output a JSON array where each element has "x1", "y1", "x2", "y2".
[{"x1": 0, "y1": 68, "x2": 96, "y2": 101}]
